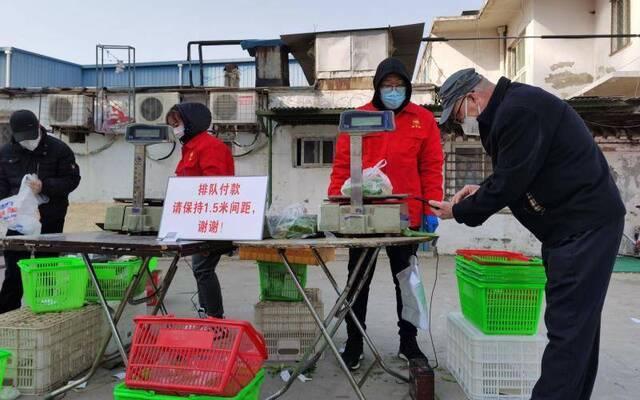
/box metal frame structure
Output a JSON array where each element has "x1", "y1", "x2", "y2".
[
  {"x1": 95, "y1": 44, "x2": 136, "y2": 133},
  {"x1": 237, "y1": 236, "x2": 436, "y2": 400},
  {"x1": 0, "y1": 232, "x2": 233, "y2": 399}
]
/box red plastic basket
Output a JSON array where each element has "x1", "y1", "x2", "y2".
[
  {"x1": 456, "y1": 249, "x2": 532, "y2": 263},
  {"x1": 125, "y1": 316, "x2": 267, "y2": 397}
]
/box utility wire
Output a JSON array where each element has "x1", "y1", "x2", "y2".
[{"x1": 422, "y1": 33, "x2": 640, "y2": 42}]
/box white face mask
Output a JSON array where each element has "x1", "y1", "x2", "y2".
[
  {"x1": 173, "y1": 124, "x2": 185, "y2": 140},
  {"x1": 460, "y1": 98, "x2": 482, "y2": 136},
  {"x1": 19, "y1": 134, "x2": 41, "y2": 151}
]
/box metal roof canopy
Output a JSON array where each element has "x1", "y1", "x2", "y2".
[{"x1": 281, "y1": 23, "x2": 425, "y2": 85}]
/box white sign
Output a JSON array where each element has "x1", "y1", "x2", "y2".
[{"x1": 158, "y1": 176, "x2": 268, "y2": 241}]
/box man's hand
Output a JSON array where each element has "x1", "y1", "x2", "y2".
[
  {"x1": 27, "y1": 178, "x2": 43, "y2": 194},
  {"x1": 428, "y1": 200, "x2": 454, "y2": 220},
  {"x1": 452, "y1": 184, "x2": 480, "y2": 204}
]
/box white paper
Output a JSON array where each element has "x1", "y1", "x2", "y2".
[
  {"x1": 280, "y1": 370, "x2": 291, "y2": 382},
  {"x1": 159, "y1": 176, "x2": 268, "y2": 241},
  {"x1": 112, "y1": 371, "x2": 126, "y2": 380}
]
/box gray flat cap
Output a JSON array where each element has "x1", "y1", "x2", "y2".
[{"x1": 438, "y1": 68, "x2": 482, "y2": 124}]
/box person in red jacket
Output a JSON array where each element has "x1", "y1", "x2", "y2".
[
  {"x1": 328, "y1": 58, "x2": 444, "y2": 369},
  {"x1": 166, "y1": 102, "x2": 234, "y2": 318}
]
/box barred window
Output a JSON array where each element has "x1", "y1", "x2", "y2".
[
  {"x1": 611, "y1": 0, "x2": 631, "y2": 53},
  {"x1": 294, "y1": 137, "x2": 336, "y2": 167},
  {"x1": 444, "y1": 145, "x2": 492, "y2": 198}
]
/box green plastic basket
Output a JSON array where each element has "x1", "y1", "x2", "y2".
[
  {"x1": 0, "y1": 349, "x2": 10, "y2": 385},
  {"x1": 86, "y1": 258, "x2": 158, "y2": 302},
  {"x1": 456, "y1": 269, "x2": 545, "y2": 335},
  {"x1": 113, "y1": 369, "x2": 264, "y2": 400},
  {"x1": 17, "y1": 257, "x2": 88, "y2": 313},
  {"x1": 258, "y1": 261, "x2": 307, "y2": 301},
  {"x1": 455, "y1": 256, "x2": 547, "y2": 284}
]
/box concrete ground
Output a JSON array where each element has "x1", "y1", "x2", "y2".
[{"x1": 4, "y1": 252, "x2": 639, "y2": 399}]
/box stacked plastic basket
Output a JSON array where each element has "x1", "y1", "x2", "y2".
[
  {"x1": 115, "y1": 316, "x2": 267, "y2": 400},
  {"x1": 447, "y1": 249, "x2": 548, "y2": 400},
  {"x1": 0, "y1": 256, "x2": 154, "y2": 394}
]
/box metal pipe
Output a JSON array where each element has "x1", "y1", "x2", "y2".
[
  {"x1": 267, "y1": 118, "x2": 273, "y2": 207},
  {"x1": 4, "y1": 48, "x2": 11, "y2": 87},
  {"x1": 177, "y1": 63, "x2": 183, "y2": 87},
  {"x1": 185, "y1": 40, "x2": 244, "y2": 87}
]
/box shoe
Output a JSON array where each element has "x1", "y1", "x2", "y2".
[
  {"x1": 340, "y1": 339, "x2": 364, "y2": 371},
  {"x1": 398, "y1": 336, "x2": 428, "y2": 363}
]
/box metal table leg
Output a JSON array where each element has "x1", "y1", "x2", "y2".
[
  {"x1": 310, "y1": 248, "x2": 409, "y2": 385},
  {"x1": 44, "y1": 254, "x2": 177, "y2": 399},
  {"x1": 266, "y1": 247, "x2": 382, "y2": 400}
]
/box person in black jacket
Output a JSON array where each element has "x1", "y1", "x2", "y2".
[
  {"x1": 0, "y1": 110, "x2": 80, "y2": 313},
  {"x1": 430, "y1": 69, "x2": 625, "y2": 400}
]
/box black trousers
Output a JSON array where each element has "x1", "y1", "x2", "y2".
[
  {"x1": 531, "y1": 217, "x2": 624, "y2": 400},
  {"x1": 0, "y1": 219, "x2": 64, "y2": 314},
  {"x1": 345, "y1": 244, "x2": 419, "y2": 341}
]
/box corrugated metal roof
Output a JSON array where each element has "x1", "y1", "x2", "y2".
[{"x1": 1, "y1": 47, "x2": 309, "y2": 89}]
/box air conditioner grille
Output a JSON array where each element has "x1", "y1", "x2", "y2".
[
  {"x1": 49, "y1": 97, "x2": 73, "y2": 122},
  {"x1": 212, "y1": 94, "x2": 238, "y2": 120},
  {"x1": 140, "y1": 97, "x2": 164, "y2": 122}
]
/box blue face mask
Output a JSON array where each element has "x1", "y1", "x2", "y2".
[{"x1": 380, "y1": 86, "x2": 407, "y2": 110}]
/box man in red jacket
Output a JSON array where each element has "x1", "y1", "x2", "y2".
[
  {"x1": 328, "y1": 58, "x2": 444, "y2": 369},
  {"x1": 166, "y1": 102, "x2": 234, "y2": 318}
]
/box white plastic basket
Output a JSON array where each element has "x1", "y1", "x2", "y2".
[
  {"x1": 446, "y1": 312, "x2": 547, "y2": 400},
  {"x1": 0, "y1": 305, "x2": 105, "y2": 394},
  {"x1": 254, "y1": 288, "x2": 324, "y2": 361}
]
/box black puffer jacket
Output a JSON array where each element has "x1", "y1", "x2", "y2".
[{"x1": 0, "y1": 129, "x2": 80, "y2": 229}]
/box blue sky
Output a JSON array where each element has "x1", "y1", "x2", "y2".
[{"x1": 1, "y1": 0, "x2": 483, "y2": 64}]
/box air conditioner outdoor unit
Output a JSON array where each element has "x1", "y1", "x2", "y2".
[
  {"x1": 136, "y1": 92, "x2": 180, "y2": 124},
  {"x1": 47, "y1": 94, "x2": 93, "y2": 128},
  {"x1": 209, "y1": 92, "x2": 257, "y2": 124}
]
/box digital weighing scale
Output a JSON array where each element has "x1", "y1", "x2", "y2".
[
  {"x1": 318, "y1": 110, "x2": 410, "y2": 235},
  {"x1": 103, "y1": 123, "x2": 173, "y2": 233}
]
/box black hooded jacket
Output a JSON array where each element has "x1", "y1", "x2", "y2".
[
  {"x1": 171, "y1": 102, "x2": 212, "y2": 144},
  {"x1": 372, "y1": 57, "x2": 413, "y2": 112},
  {"x1": 0, "y1": 128, "x2": 80, "y2": 230}
]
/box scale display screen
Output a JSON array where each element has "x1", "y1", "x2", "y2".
[
  {"x1": 339, "y1": 110, "x2": 395, "y2": 133},
  {"x1": 350, "y1": 116, "x2": 383, "y2": 127},
  {"x1": 125, "y1": 123, "x2": 172, "y2": 144}
]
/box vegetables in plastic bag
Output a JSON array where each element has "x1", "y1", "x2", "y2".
[
  {"x1": 266, "y1": 203, "x2": 317, "y2": 239},
  {"x1": 396, "y1": 255, "x2": 428, "y2": 330},
  {"x1": 0, "y1": 174, "x2": 49, "y2": 236},
  {"x1": 340, "y1": 159, "x2": 393, "y2": 196}
]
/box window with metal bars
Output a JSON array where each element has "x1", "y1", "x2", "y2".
[
  {"x1": 294, "y1": 137, "x2": 336, "y2": 167},
  {"x1": 444, "y1": 145, "x2": 493, "y2": 198},
  {"x1": 611, "y1": 0, "x2": 631, "y2": 54}
]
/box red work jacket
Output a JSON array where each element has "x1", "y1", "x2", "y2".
[
  {"x1": 328, "y1": 102, "x2": 444, "y2": 227},
  {"x1": 175, "y1": 131, "x2": 235, "y2": 177}
]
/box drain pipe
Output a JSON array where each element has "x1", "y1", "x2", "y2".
[
  {"x1": 3, "y1": 48, "x2": 11, "y2": 87},
  {"x1": 177, "y1": 63, "x2": 183, "y2": 87}
]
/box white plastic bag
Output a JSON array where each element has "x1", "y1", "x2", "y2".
[
  {"x1": 0, "y1": 174, "x2": 48, "y2": 236},
  {"x1": 340, "y1": 159, "x2": 393, "y2": 196},
  {"x1": 266, "y1": 203, "x2": 317, "y2": 239},
  {"x1": 396, "y1": 255, "x2": 428, "y2": 330}
]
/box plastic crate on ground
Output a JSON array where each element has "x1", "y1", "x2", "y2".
[
  {"x1": 126, "y1": 316, "x2": 266, "y2": 397},
  {"x1": 113, "y1": 369, "x2": 265, "y2": 400},
  {"x1": 456, "y1": 270, "x2": 544, "y2": 335},
  {"x1": 0, "y1": 305, "x2": 106, "y2": 394},
  {"x1": 258, "y1": 261, "x2": 307, "y2": 302},
  {"x1": 86, "y1": 257, "x2": 158, "y2": 302},
  {"x1": 17, "y1": 257, "x2": 88, "y2": 313},
  {"x1": 446, "y1": 312, "x2": 547, "y2": 400},
  {"x1": 254, "y1": 288, "x2": 324, "y2": 361},
  {"x1": 239, "y1": 246, "x2": 335, "y2": 265}
]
